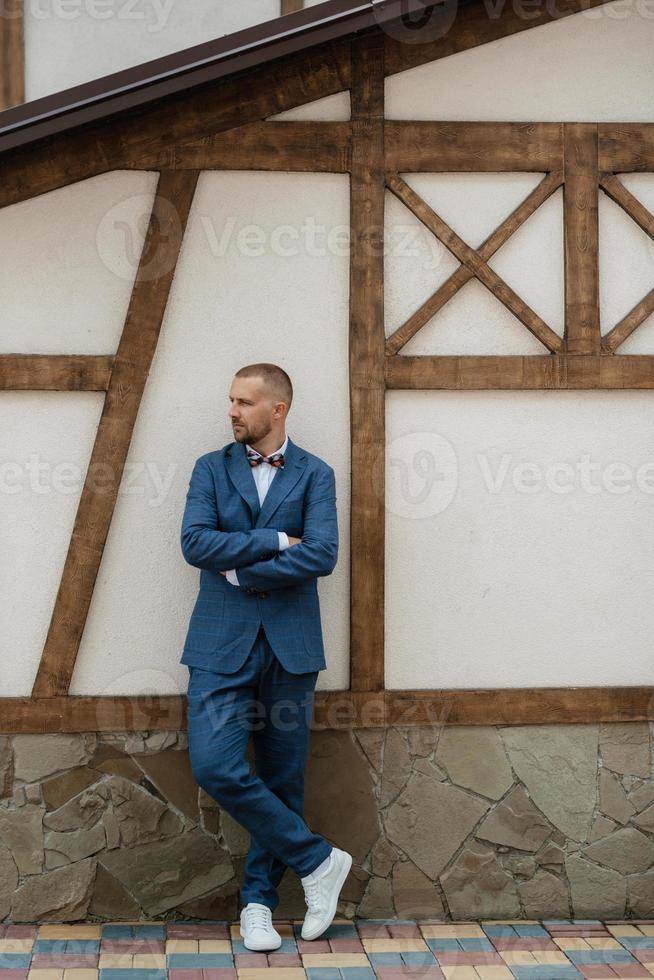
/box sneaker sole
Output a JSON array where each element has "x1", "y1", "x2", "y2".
[
  {"x1": 239, "y1": 923, "x2": 282, "y2": 951},
  {"x1": 301, "y1": 850, "x2": 353, "y2": 941}
]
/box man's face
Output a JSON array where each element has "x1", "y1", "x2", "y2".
[{"x1": 228, "y1": 376, "x2": 276, "y2": 444}]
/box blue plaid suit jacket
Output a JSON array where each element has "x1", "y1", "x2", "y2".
[{"x1": 179, "y1": 435, "x2": 338, "y2": 674}]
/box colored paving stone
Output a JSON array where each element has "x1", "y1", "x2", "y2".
[{"x1": 0, "y1": 919, "x2": 649, "y2": 978}]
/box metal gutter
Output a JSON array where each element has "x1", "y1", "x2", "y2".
[{"x1": 0, "y1": 0, "x2": 432, "y2": 155}]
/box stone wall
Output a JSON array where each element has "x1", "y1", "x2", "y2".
[{"x1": 0, "y1": 722, "x2": 652, "y2": 923}]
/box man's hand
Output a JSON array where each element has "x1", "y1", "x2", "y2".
[{"x1": 219, "y1": 535, "x2": 302, "y2": 574}]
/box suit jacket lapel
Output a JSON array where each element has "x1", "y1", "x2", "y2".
[
  {"x1": 255, "y1": 436, "x2": 305, "y2": 529},
  {"x1": 224, "y1": 435, "x2": 306, "y2": 528}
]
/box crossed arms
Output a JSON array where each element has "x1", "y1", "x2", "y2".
[{"x1": 180, "y1": 455, "x2": 338, "y2": 591}]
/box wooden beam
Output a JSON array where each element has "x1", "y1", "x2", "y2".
[
  {"x1": 385, "y1": 121, "x2": 563, "y2": 173},
  {"x1": 349, "y1": 31, "x2": 385, "y2": 694},
  {"x1": 599, "y1": 123, "x2": 654, "y2": 172},
  {"x1": 0, "y1": 355, "x2": 113, "y2": 390},
  {"x1": 0, "y1": 686, "x2": 652, "y2": 733},
  {"x1": 564, "y1": 123, "x2": 600, "y2": 354},
  {"x1": 382, "y1": 687, "x2": 654, "y2": 728},
  {"x1": 174, "y1": 121, "x2": 352, "y2": 172},
  {"x1": 31, "y1": 169, "x2": 200, "y2": 699},
  {"x1": 0, "y1": 0, "x2": 24, "y2": 111},
  {"x1": 281, "y1": 0, "x2": 304, "y2": 12},
  {"x1": 385, "y1": 354, "x2": 654, "y2": 390}
]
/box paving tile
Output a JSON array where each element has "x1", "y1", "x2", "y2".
[
  {"x1": 296, "y1": 942, "x2": 331, "y2": 955},
  {"x1": 98, "y1": 971, "x2": 167, "y2": 980},
  {"x1": 435, "y1": 953, "x2": 504, "y2": 967},
  {"x1": 0, "y1": 943, "x2": 34, "y2": 954},
  {"x1": 509, "y1": 967, "x2": 584, "y2": 979},
  {"x1": 326, "y1": 941, "x2": 364, "y2": 953},
  {"x1": 236, "y1": 970, "x2": 306, "y2": 978},
  {"x1": 166, "y1": 956, "x2": 233, "y2": 969},
  {"x1": 265, "y1": 954, "x2": 302, "y2": 967},
  {"x1": 302, "y1": 954, "x2": 370, "y2": 968},
  {"x1": 360, "y1": 939, "x2": 430, "y2": 953},
  {"x1": 30, "y1": 960, "x2": 97, "y2": 970},
  {"x1": 424, "y1": 940, "x2": 463, "y2": 953},
  {"x1": 567, "y1": 952, "x2": 639, "y2": 965}
]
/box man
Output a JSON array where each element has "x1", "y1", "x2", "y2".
[{"x1": 180, "y1": 362, "x2": 352, "y2": 951}]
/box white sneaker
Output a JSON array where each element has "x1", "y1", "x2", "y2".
[
  {"x1": 300, "y1": 846, "x2": 353, "y2": 941},
  {"x1": 239, "y1": 902, "x2": 282, "y2": 951}
]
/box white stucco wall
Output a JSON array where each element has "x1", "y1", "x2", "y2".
[{"x1": 384, "y1": 0, "x2": 654, "y2": 688}]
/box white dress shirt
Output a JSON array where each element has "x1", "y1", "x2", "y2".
[{"x1": 225, "y1": 433, "x2": 290, "y2": 586}]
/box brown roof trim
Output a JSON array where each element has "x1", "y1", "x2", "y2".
[{"x1": 0, "y1": 0, "x2": 442, "y2": 155}]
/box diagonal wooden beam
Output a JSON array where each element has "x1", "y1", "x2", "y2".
[
  {"x1": 386, "y1": 173, "x2": 564, "y2": 354},
  {"x1": 600, "y1": 172, "x2": 654, "y2": 239},
  {"x1": 349, "y1": 31, "x2": 385, "y2": 694},
  {"x1": 31, "y1": 169, "x2": 199, "y2": 698},
  {"x1": 602, "y1": 288, "x2": 654, "y2": 354},
  {"x1": 0, "y1": 0, "x2": 24, "y2": 111},
  {"x1": 386, "y1": 170, "x2": 564, "y2": 355},
  {"x1": 0, "y1": 355, "x2": 113, "y2": 390}
]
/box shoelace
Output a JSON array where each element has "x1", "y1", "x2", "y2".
[
  {"x1": 303, "y1": 875, "x2": 323, "y2": 912},
  {"x1": 243, "y1": 905, "x2": 274, "y2": 930}
]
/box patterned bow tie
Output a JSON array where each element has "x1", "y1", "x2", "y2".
[{"x1": 247, "y1": 448, "x2": 285, "y2": 468}]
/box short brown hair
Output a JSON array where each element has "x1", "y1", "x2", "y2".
[{"x1": 234, "y1": 363, "x2": 293, "y2": 412}]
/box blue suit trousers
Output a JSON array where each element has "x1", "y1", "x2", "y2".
[{"x1": 186, "y1": 624, "x2": 333, "y2": 911}]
